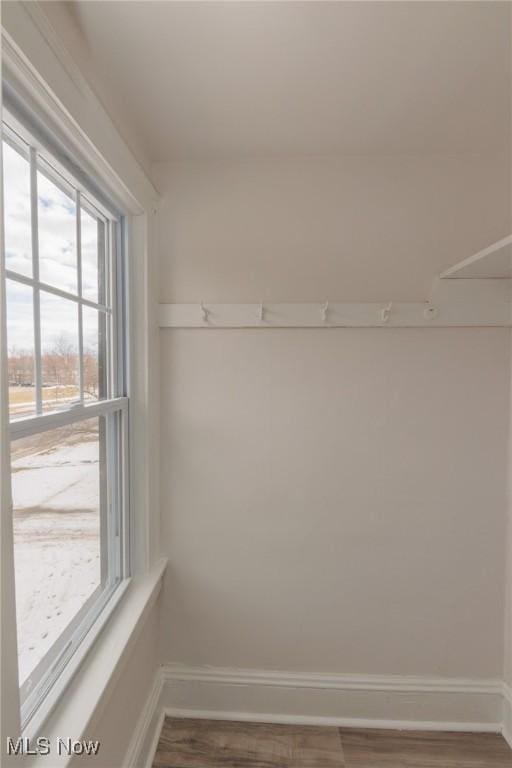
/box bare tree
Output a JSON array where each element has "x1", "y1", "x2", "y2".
[
  {"x1": 8, "y1": 346, "x2": 33, "y2": 386},
  {"x1": 83, "y1": 349, "x2": 99, "y2": 399},
  {"x1": 41, "y1": 333, "x2": 78, "y2": 403}
]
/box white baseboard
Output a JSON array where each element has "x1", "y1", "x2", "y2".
[
  {"x1": 159, "y1": 664, "x2": 503, "y2": 731},
  {"x1": 161, "y1": 707, "x2": 499, "y2": 733},
  {"x1": 130, "y1": 664, "x2": 509, "y2": 766}
]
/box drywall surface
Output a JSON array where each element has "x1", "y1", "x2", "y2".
[
  {"x1": 159, "y1": 326, "x2": 509, "y2": 678},
  {"x1": 503, "y1": 333, "x2": 512, "y2": 741},
  {"x1": 156, "y1": 155, "x2": 511, "y2": 679},
  {"x1": 153, "y1": 155, "x2": 510, "y2": 304},
  {"x1": 35, "y1": 1, "x2": 154, "y2": 176},
  {"x1": 501, "y1": 13, "x2": 512, "y2": 719},
  {"x1": 37, "y1": 2, "x2": 511, "y2": 162},
  {"x1": 506, "y1": 337, "x2": 512, "y2": 686}
]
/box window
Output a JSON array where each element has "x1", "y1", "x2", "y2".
[{"x1": 2, "y1": 112, "x2": 129, "y2": 730}]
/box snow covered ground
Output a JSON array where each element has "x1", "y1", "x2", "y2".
[{"x1": 11, "y1": 426, "x2": 101, "y2": 685}]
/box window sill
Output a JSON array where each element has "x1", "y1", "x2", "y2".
[{"x1": 21, "y1": 558, "x2": 167, "y2": 767}]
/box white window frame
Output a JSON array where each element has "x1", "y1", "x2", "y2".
[{"x1": 2, "y1": 103, "x2": 131, "y2": 734}]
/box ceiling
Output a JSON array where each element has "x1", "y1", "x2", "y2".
[{"x1": 47, "y1": 1, "x2": 510, "y2": 163}]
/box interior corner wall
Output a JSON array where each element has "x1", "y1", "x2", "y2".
[
  {"x1": 502, "y1": 14, "x2": 512, "y2": 725},
  {"x1": 155, "y1": 155, "x2": 511, "y2": 681},
  {"x1": 503, "y1": 333, "x2": 512, "y2": 736}
]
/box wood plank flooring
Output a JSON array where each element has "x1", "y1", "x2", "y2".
[{"x1": 153, "y1": 717, "x2": 512, "y2": 767}]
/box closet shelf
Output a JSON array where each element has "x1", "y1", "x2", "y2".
[{"x1": 440, "y1": 235, "x2": 512, "y2": 279}]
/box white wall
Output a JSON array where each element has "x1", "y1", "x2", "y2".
[
  {"x1": 504, "y1": 337, "x2": 512, "y2": 739},
  {"x1": 159, "y1": 327, "x2": 509, "y2": 678},
  {"x1": 154, "y1": 155, "x2": 510, "y2": 304},
  {"x1": 497, "y1": 11, "x2": 512, "y2": 740},
  {"x1": 31, "y1": 0, "x2": 154, "y2": 178},
  {"x1": 156, "y1": 157, "x2": 511, "y2": 681}
]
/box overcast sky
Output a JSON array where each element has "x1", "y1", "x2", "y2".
[{"x1": 3, "y1": 140, "x2": 103, "y2": 357}]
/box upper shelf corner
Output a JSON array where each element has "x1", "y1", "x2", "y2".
[{"x1": 440, "y1": 235, "x2": 512, "y2": 279}]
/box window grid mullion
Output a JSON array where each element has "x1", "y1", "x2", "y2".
[
  {"x1": 106, "y1": 221, "x2": 114, "y2": 399},
  {"x1": 76, "y1": 190, "x2": 84, "y2": 405},
  {"x1": 114, "y1": 221, "x2": 125, "y2": 398},
  {"x1": 4, "y1": 269, "x2": 111, "y2": 312},
  {"x1": 29, "y1": 146, "x2": 43, "y2": 415},
  {"x1": 9, "y1": 396, "x2": 128, "y2": 441}
]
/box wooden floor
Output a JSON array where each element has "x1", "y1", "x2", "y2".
[{"x1": 153, "y1": 717, "x2": 512, "y2": 767}]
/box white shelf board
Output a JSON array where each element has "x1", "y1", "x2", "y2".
[{"x1": 440, "y1": 235, "x2": 512, "y2": 279}]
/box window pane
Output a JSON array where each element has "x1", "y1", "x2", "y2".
[
  {"x1": 40, "y1": 292, "x2": 79, "y2": 411},
  {"x1": 37, "y1": 169, "x2": 77, "y2": 294},
  {"x1": 81, "y1": 206, "x2": 106, "y2": 304},
  {"x1": 6, "y1": 279, "x2": 35, "y2": 419},
  {"x1": 83, "y1": 306, "x2": 108, "y2": 401},
  {"x1": 2, "y1": 140, "x2": 32, "y2": 278},
  {"x1": 11, "y1": 417, "x2": 106, "y2": 687},
  {"x1": 3, "y1": 113, "x2": 126, "y2": 728}
]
